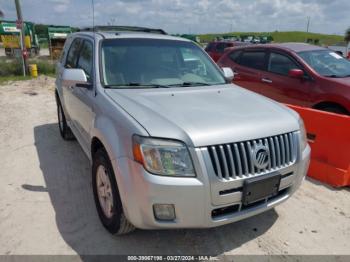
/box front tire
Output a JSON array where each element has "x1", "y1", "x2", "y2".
[{"x1": 92, "y1": 148, "x2": 135, "y2": 235}]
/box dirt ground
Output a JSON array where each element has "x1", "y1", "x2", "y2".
[{"x1": 0, "y1": 77, "x2": 349, "y2": 256}]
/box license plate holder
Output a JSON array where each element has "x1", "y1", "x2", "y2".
[{"x1": 242, "y1": 173, "x2": 281, "y2": 206}]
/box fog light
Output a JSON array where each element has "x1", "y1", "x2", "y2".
[{"x1": 153, "y1": 204, "x2": 176, "y2": 221}]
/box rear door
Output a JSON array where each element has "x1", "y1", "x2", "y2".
[
  {"x1": 231, "y1": 49, "x2": 268, "y2": 93},
  {"x1": 260, "y1": 51, "x2": 312, "y2": 106}
]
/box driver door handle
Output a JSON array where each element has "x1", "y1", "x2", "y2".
[{"x1": 261, "y1": 78, "x2": 273, "y2": 84}]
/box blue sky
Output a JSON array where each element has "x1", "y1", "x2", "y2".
[{"x1": 0, "y1": 0, "x2": 349, "y2": 35}]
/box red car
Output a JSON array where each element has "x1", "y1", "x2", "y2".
[
  {"x1": 218, "y1": 43, "x2": 350, "y2": 114},
  {"x1": 205, "y1": 41, "x2": 249, "y2": 62}
]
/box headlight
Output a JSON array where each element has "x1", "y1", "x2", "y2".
[
  {"x1": 132, "y1": 135, "x2": 195, "y2": 177},
  {"x1": 298, "y1": 117, "x2": 308, "y2": 150}
]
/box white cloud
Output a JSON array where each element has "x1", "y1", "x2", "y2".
[
  {"x1": 49, "y1": 0, "x2": 71, "y2": 13},
  {"x1": 0, "y1": 0, "x2": 348, "y2": 35}
]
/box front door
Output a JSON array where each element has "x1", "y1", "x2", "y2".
[
  {"x1": 260, "y1": 51, "x2": 312, "y2": 106},
  {"x1": 61, "y1": 38, "x2": 83, "y2": 128},
  {"x1": 69, "y1": 39, "x2": 95, "y2": 148}
]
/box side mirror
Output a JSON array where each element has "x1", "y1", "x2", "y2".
[
  {"x1": 288, "y1": 69, "x2": 304, "y2": 79},
  {"x1": 62, "y1": 68, "x2": 91, "y2": 88},
  {"x1": 222, "y1": 67, "x2": 234, "y2": 82}
]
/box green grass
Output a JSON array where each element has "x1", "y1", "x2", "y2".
[
  {"x1": 0, "y1": 59, "x2": 23, "y2": 76},
  {"x1": 0, "y1": 57, "x2": 56, "y2": 85},
  {"x1": 199, "y1": 31, "x2": 344, "y2": 45},
  {"x1": 31, "y1": 60, "x2": 56, "y2": 75},
  {"x1": 0, "y1": 57, "x2": 56, "y2": 78},
  {"x1": 39, "y1": 41, "x2": 49, "y2": 49},
  {"x1": 0, "y1": 75, "x2": 33, "y2": 85}
]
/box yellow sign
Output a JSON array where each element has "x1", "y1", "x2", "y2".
[
  {"x1": 25, "y1": 36, "x2": 31, "y2": 48},
  {"x1": 0, "y1": 35, "x2": 32, "y2": 49}
]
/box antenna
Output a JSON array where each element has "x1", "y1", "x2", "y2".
[
  {"x1": 91, "y1": 0, "x2": 95, "y2": 32},
  {"x1": 91, "y1": 0, "x2": 96, "y2": 96}
]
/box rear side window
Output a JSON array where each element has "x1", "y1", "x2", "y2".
[
  {"x1": 65, "y1": 38, "x2": 82, "y2": 68},
  {"x1": 229, "y1": 50, "x2": 242, "y2": 62},
  {"x1": 268, "y1": 52, "x2": 300, "y2": 75},
  {"x1": 205, "y1": 43, "x2": 215, "y2": 52},
  {"x1": 216, "y1": 43, "x2": 227, "y2": 53},
  {"x1": 238, "y1": 51, "x2": 266, "y2": 70},
  {"x1": 77, "y1": 40, "x2": 93, "y2": 81}
]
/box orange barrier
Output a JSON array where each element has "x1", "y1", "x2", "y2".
[{"x1": 287, "y1": 104, "x2": 350, "y2": 187}]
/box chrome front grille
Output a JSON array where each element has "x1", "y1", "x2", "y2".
[{"x1": 207, "y1": 132, "x2": 297, "y2": 180}]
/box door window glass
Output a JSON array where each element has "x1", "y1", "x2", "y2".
[
  {"x1": 65, "y1": 38, "x2": 82, "y2": 68},
  {"x1": 229, "y1": 50, "x2": 242, "y2": 62},
  {"x1": 216, "y1": 43, "x2": 227, "y2": 53},
  {"x1": 77, "y1": 40, "x2": 93, "y2": 81},
  {"x1": 239, "y1": 51, "x2": 266, "y2": 70},
  {"x1": 268, "y1": 52, "x2": 300, "y2": 75}
]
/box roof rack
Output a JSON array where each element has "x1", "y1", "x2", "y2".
[{"x1": 79, "y1": 26, "x2": 167, "y2": 35}]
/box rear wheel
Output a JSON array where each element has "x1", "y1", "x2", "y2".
[
  {"x1": 56, "y1": 99, "x2": 75, "y2": 140},
  {"x1": 92, "y1": 148, "x2": 135, "y2": 235}
]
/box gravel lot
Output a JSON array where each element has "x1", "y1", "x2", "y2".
[{"x1": 0, "y1": 77, "x2": 349, "y2": 256}]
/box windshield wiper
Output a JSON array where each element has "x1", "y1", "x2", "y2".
[
  {"x1": 174, "y1": 82, "x2": 212, "y2": 87},
  {"x1": 324, "y1": 74, "x2": 340, "y2": 78},
  {"x1": 324, "y1": 74, "x2": 350, "y2": 78},
  {"x1": 105, "y1": 82, "x2": 213, "y2": 89},
  {"x1": 105, "y1": 83, "x2": 171, "y2": 89}
]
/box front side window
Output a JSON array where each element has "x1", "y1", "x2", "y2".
[
  {"x1": 268, "y1": 52, "x2": 300, "y2": 76},
  {"x1": 299, "y1": 50, "x2": 350, "y2": 78},
  {"x1": 238, "y1": 51, "x2": 266, "y2": 70},
  {"x1": 65, "y1": 38, "x2": 82, "y2": 68},
  {"x1": 101, "y1": 39, "x2": 226, "y2": 88},
  {"x1": 77, "y1": 40, "x2": 93, "y2": 81}
]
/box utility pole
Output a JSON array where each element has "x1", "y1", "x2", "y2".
[
  {"x1": 14, "y1": 0, "x2": 27, "y2": 76},
  {"x1": 306, "y1": 16, "x2": 310, "y2": 33}
]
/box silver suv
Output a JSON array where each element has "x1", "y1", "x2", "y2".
[{"x1": 55, "y1": 27, "x2": 310, "y2": 235}]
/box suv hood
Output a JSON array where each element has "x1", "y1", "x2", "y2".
[{"x1": 105, "y1": 84, "x2": 299, "y2": 147}]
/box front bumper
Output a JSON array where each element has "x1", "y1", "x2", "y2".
[{"x1": 114, "y1": 144, "x2": 310, "y2": 229}]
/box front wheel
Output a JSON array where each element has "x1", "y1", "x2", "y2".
[{"x1": 92, "y1": 148, "x2": 135, "y2": 235}]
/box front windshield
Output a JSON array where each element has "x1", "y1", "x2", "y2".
[
  {"x1": 298, "y1": 50, "x2": 350, "y2": 78},
  {"x1": 101, "y1": 38, "x2": 226, "y2": 87}
]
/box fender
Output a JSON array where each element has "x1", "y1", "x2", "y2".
[
  {"x1": 55, "y1": 88, "x2": 72, "y2": 123},
  {"x1": 90, "y1": 114, "x2": 148, "y2": 220},
  {"x1": 312, "y1": 93, "x2": 350, "y2": 112}
]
